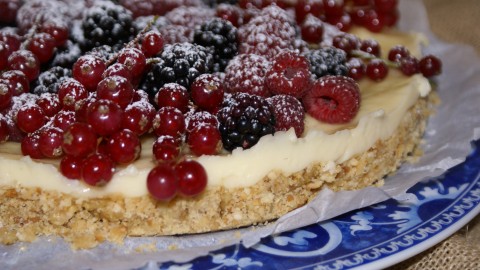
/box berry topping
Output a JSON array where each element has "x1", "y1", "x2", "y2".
[
  {"x1": 140, "y1": 43, "x2": 214, "y2": 97},
  {"x1": 105, "y1": 129, "x2": 141, "y2": 164},
  {"x1": 33, "y1": 67, "x2": 71, "y2": 95},
  {"x1": 304, "y1": 47, "x2": 348, "y2": 79},
  {"x1": 96, "y1": 76, "x2": 134, "y2": 109},
  {"x1": 62, "y1": 122, "x2": 98, "y2": 158},
  {"x1": 265, "y1": 51, "x2": 312, "y2": 98},
  {"x1": 72, "y1": 55, "x2": 107, "y2": 92},
  {"x1": 217, "y1": 93, "x2": 275, "y2": 151},
  {"x1": 154, "y1": 83, "x2": 190, "y2": 113},
  {"x1": 152, "y1": 106, "x2": 186, "y2": 138},
  {"x1": 187, "y1": 124, "x2": 222, "y2": 156},
  {"x1": 224, "y1": 53, "x2": 271, "y2": 97},
  {"x1": 176, "y1": 159, "x2": 208, "y2": 197},
  {"x1": 15, "y1": 104, "x2": 47, "y2": 134},
  {"x1": 366, "y1": 59, "x2": 388, "y2": 81},
  {"x1": 122, "y1": 101, "x2": 156, "y2": 136},
  {"x1": 8, "y1": 50, "x2": 40, "y2": 82},
  {"x1": 419, "y1": 55, "x2": 442, "y2": 78},
  {"x1": 267, "y1": 95, "x2": 305, "y2": 137},
  {"x1": 190, "y1": 74, "x2": 225, "y2": 112},
  {"x1": 81, "y1": 1, "x2": 135, "y2": 51},
  {"x1": 38, "y1": 127, "x2": 64, "y2": 158},
  {"x1": 147, "y1": 163, "x2": 178, "y2": 201},
  {"x1": 193, "y1": 18, "x2": 238, "y2": 72},
  {"x1": 86, "y1": 99, "x2": 124, "y2": 137},
  {"x1": 82, "y1": 153, "x2": 116, "y2": 186},
  {"x1": 302, "y1": 75, "x2": 360, "y2": 124},
  {"x1": 60, "y1": 155, "x2": 84, "y2": 180}
]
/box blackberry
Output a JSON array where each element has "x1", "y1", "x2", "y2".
[
  {"x1": 304, "y1": 47, "x2": 348, "y2": 79},
  {"x1": 87, "y1": 45, "x2": 117, "y2": 63},
  {"x1": 217, "y1": 93, "x2": 275, "y2": 151},
  {"x1": 49, "y1": 40, "x2": 82, "y2": 69},
  {"x1": 193, "y1": 18, "x2": 238, "y2": 72},
  {"x1": 140, "y1": 43, "x2": 214, "y2": 97},
  {"x1": 81, "y1": 1, "x2": 135, "y2": 51},
  {"x1": 32, "y1": 66, "x2": 71, "y2": 95}
]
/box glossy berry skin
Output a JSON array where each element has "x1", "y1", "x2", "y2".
[
  {"x1": 399, "y1": 56, "x2": 419, "y2": 76},
  {"x1": 301, "y1": 14, "x2": 324, "y2": 44},
  {"x1": 82, "y1": 153, "x2": 116, "y2": 186},
  {"x1": 27, "y1": 33, "x2": 56, "y2": 64},
  {"x1": 0, "y1": 79, "x2": 13, "y2": 110},
  {"x1": 102, "y1": 63, "x2": 132, "y2": 81},
  {"x1": 360, "y1": 39, "x2": 381, "y2": 57},
  {"x1": 52, "y1": 110, "x2": 77, "y2": 132},
  {"x1": 36, "y1": 93, "x2": 61, "y2": 117},
  {"x1": 58, "y1": 78, "x2": 88, "y2": 111},
  {"x1": 105, "y1": 129, "x2": 141, "y2": 164},
  {"x1": 175, "y1": 159, "x2": 207, "y2": 197},
  {"x1": 0, "y1": 70, "x2": 30, "y2": 96},
  {"x1": 62, "y1": 122, "x2": 98, "y2": 158},
  {"x1": 419, "y1": 55, "x2": 442, "y2": 77},
  {"x1": 302, "y1": 75, "x2": 360, "y2": 124},
  {"x1": 60, "y1": 155, "x2": 84, "y2": 180},
  {"x1": 366, "y1": 59, "x2": 389, "y2": 81},
  {"x1": 117, "y1": 48, "x2": 146, "y2": 81},
  {"x1": 332, "y1": 33, "x2": 359, "y2": 55},
  {"x1": 142, "y1": 31, "x2": 164, "y2": 57},
  {"x1": 152, "y1": 136, "x2": 180, "y2": 163},
  {"x1": 347, "y1": 58, "x2": 366, "y2": 81},
  {"x1": 87, "y1": 99, "x2": 124, "y2": 137},
  {"x1": 16, "y1": 104, "x2": 47, "y2": 133},
  {"x1": 38, "y1": 127, "x2": 64, "y2": 158},
  {"x1": 41, "y1": 21, "x2": 69, "y2": 47},
  {"x1": 188, "y1": 124, "x2": 221, "y2": 156},
  {"x1": 8, "y1": 50, "x2": 41, "y2": 82},
  {"x1": 388, "y1": 45, "x2": 410, "y2": 62},
  {"x1": 154, "y1": 83, "x2": 189, "y2": 113},
  {"x1": 190, "y1": 74, "x2": 225, "y2": 112},
  {"x1": 122, "y1": 101, "x2": 155, "y2": 136},
  {"x1": 72, "y1": 55, "x2": 106, "y2": 92},
  {"x1": 21, "y1": 133, "x2": 44, "y2": 159},
  {"x1": 147, "y1": 163, "x2": 178, "y2": 201},
  {"x1": 152, "y1": 107, "x2": 186, "y2": 138},
  {"x1": 96, "y1": 76, "x2": 134, "y2": 109}
]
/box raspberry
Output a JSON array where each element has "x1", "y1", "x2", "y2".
[
  {"x1": 302, "y1": 75, "x2": 360, "y2": 124},
  {"x1": 238, "y1": 5, "x2": 296, "y2": 59},
  {"x1": 223, "y1": 54, "x2": 271, "y2": 97},
  {"x1": 265, "y1": 51, "x2": 312, "y2": 98},
  {"x1": 217, "y1": 93, "x2": 275, "y2": 151},
  {"x1": 267, "y1": 95, "x2": 305, "y2": 137}
]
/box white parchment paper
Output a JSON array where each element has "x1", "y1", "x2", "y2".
[{"x1": 2, "y1": 0, "x2": 480, "y2": 269}]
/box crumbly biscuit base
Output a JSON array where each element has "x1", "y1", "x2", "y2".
[{"x1": 0, "y1": 94, "x2": 433, "y2": 249}]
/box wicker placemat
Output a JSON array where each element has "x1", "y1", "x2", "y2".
[{"x1": 388, "y1": 1, "x2": 480, "y2": 269}]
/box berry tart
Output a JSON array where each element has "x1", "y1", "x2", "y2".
[{"x1": 0, "y1": 0, "x2": 442, "y2": 249}]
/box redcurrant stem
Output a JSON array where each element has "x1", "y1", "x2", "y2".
[
  {"x1": 351, "y1": 50, "x2": 400, "y2": 68},
  {"x1": 20, "y1": 15, "x2": 42, "y2": 49},
  {"x1": 105, "y1": 16, "x2": 159, "y2": 66}
]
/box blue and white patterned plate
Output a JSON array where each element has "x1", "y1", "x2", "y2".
[{"x1": 151, "y1": 140, "x2": 480, "y2": 270}]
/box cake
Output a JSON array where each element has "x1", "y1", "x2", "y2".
[{"x1": 0, "y1": 0, "x2": 442, "y2": 249}]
